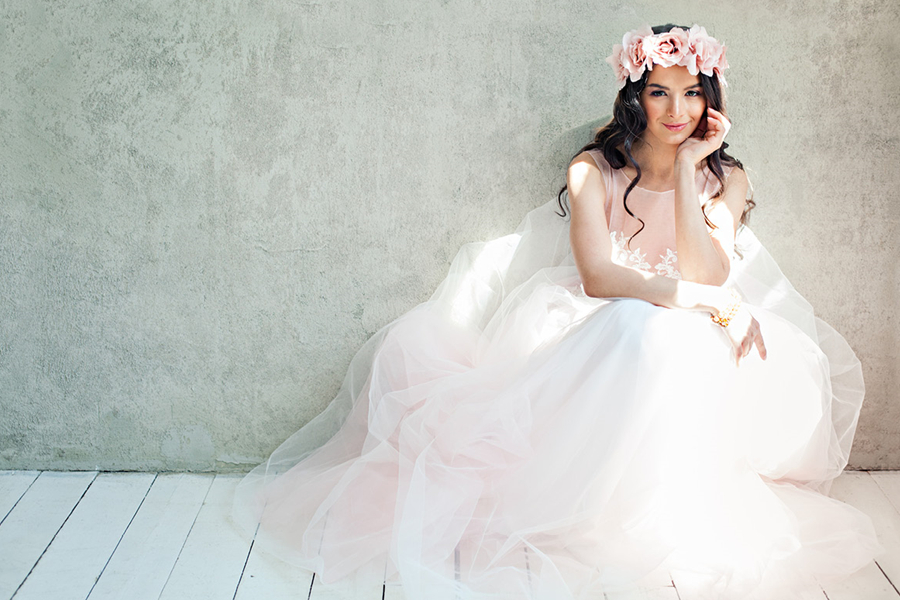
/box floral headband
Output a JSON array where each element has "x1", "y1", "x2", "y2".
[{"x1": 605, "y1": 24, "x2": 729, "y2": 89}]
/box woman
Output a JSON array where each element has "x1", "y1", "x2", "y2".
[
  {"x1": 233, "y1": 23, "x2": 881, "y2": 600},
  {"x1": 567, "y1": 24, "x2": 765, "y2": 362}
]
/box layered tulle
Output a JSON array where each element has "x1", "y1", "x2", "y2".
[{"x1": 232, "y1": 200, "x2": 881, "y2": 599}]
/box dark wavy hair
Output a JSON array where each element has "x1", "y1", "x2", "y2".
[{"x1": 556, "y1": 23, "x2": 755, "y2": 244}]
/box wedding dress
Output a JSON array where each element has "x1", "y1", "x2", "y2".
[{"x1": 232, "y1": 149, "x2": 881, "y2": 599}]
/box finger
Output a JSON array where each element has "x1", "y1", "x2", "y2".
[
  {"x1": 755, "y1": 334, "x2": 767, "y2": 361},
  {"x1": 704, "y1": 123, "x2": 723, "y2": 141},
  {"x1": 709, "y1": 126, "x2": 727, "y2": 145},
  {"x1": 705, "y1": 109, "x2": 730, "y2": 133},
  {"x1": 704, "y1": 118, "x2": 725, "y2": 139},
  {"x1": 707, "y1": 107, "x2": 731, "y2": 125},
  {"x1": 712, "y1": 117, "x2": 727, "y2": 136}
]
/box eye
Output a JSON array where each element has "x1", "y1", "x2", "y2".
[
  {"x1": 686, "y1": 90, "x2": 702, "y2": 97},
  {"x1": 649, "y1": 90, "x2": 666, "y2": 97}
]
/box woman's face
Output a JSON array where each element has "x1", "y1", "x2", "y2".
[{"x1": 639, "y1": 65, "x2": 707, "y2": 148}]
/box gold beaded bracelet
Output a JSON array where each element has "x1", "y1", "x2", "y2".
[{"x1": 711, "y1": 288, "x2": 742, "y2": 327}]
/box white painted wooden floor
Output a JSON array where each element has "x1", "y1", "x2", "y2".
[{"x1": 0, "y1": 470, "x2": 897, "y2": 600}]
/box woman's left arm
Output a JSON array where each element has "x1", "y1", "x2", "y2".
[
  {"x1": 673, "y1": 107, "x2": 749, "y2": 285},
  {"x1": 673, "y1": 162, "x2": 749, "y2": 284}
]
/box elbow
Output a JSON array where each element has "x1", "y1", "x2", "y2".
[
  {"x1": 683, "y1": 265, "x2": 730, "y2": 287},
  {"x1": 709, "y1": 261, "x2": 732, "y2": 286},
  {"x1": 582, "y1": 281, "x2": 604, "y2": 298},
  {"x1": 581, "y1": 276, "x2": 615, "y2": 299},
  {"x1": 579, "y1": 261, "x2": 642, "y2": 298}
]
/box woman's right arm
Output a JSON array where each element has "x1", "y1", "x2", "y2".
[{"x1": 566, "y1": 152, "x2": 766, "y2": 363}]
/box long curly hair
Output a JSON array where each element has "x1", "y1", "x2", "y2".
[{"x1": 556, "y1": 24, "x2": 754, "y2": 244}]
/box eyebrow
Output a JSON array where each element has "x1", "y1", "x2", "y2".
[{"x1": 646, "y1": 83, "x2": 704, "y2": 90}]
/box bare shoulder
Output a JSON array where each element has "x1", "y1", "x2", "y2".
[
  {"x1": 725, "y1": 163, "x2": 749, "y2": 187},
  {"x1": 566, "y1": 150, "x2": 606, "y2": 203},
  {"x1": 568, "y1": 150, "x2": 602, "y2": 172},
  {"x1": 722, "y1": 164, "x2": 750, "y2": 201}
]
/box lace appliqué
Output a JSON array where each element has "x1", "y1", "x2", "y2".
[
  {"x1": 609, "y1": 231, "x2": 682, "y2": 280},
  {"x1": 654, "y1": 248, "x2": 682, "y2": 280}
]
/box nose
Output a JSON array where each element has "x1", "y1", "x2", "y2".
[{"x1": 668, "y1": 95, "x2": 684, "y2": 118}]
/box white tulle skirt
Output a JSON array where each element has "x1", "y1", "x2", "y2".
[{"x1": 232, "y1": 200, "x2": 881, "y2": 600}]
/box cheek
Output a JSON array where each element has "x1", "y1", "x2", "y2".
[
  {"x1": 641, "y1": 99, "x2": 663, "y2": 120},
  {"x1": 691, "y1": 99, "x2": 708, "y2": 116}
]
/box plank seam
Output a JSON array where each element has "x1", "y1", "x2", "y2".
[
  {"x1": 523, "y1": 544, "x2": 534, "y2": 600},
  {"x1": 872, "y1": 471, "x2": 900, "y2": 516},
  {"x1": 875, "y1": 560, "x2": 900, "y2": 597},
  {"x1": 83, "y1": 473, "x2": 159, "y2": 600},
  {"x1": 231, "y1": 523, "x2": 259, "y2": 600},
  {"x1": 9, "y1": 471, "x2": 99, "y2": 600},
  {"x1": 0, "y1": 472, "x2": 39, "y2": 527},
  {"x1": 670, "y1": 574, "x2": 682, "y2": 600},
  {"x1": 156, "y1": 473, "x2": 216, "y2": 600}
]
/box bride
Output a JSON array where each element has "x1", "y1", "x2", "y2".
[{"x1": 233, "y1": 23, "x2": 882, "y2": 600}]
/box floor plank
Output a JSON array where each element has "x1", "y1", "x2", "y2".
[
  {"x1": 873, "y1": 471, "x2": 900, "y2": 594},
  {"x1": 158, "y1": 475, "x2": 253, "y2": 600},
  {"x1": 12, "y1": 472, "x2": 155, "y2": 600},
  {"x1": 873, "y1": 472, "x2": 900, "y2": 516},
  {"x1": 820, "y1": 559, "x2": 899, "y2": 599},
  {"x1": 233, "y1": 542, "x2": 315, "y2": 600},
  {"x1": 0, "y1": 471, "x2": 97, "y2": 599},
  {"x1": 637, "y1": 567, "x2": 676, "y2": 591},
  {"x1": 308, "y1": 558, "x2": 385, "y2": 600},
  {"x1": 87, "y1": 473, "x2": 214, "y2": 600},
  {"x1": 384, "y1": 575, "x2": 679, "y2": 599},
  {"x1": 671, "y1": 569, "x2": 826, "y2": 600},
  {"x1": 0, "y1": 471, "x2": 39, "y2": 524},
  {"x1": 830, "y1": 471, "x2": 900, "y2": 589},
  {"x1": 382, "y1": 586, "x2": 406, "y2": 600},
  {"x1": 605, "y1": 587, "x2": 680, "y2": 600}
]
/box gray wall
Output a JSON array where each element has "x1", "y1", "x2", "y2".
[{"x1": 1, "y1": 0, "x2": 897, "y2": 471}]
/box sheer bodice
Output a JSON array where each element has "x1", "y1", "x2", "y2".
[{"x1": 586, "y1": 148, "x2": 738, "y2": 279}]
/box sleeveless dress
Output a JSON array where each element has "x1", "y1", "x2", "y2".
[{"x1": 232, "y1": 150, "x2": 881, "y2": 600}]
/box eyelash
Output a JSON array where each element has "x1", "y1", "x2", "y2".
[{"x1": 650, "y1": 90, "x2": 702, "y2": 97}]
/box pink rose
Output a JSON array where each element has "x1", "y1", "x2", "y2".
[
  {"x1": 713, "y1": 45, "x2": 729, "y2": 86},
  {"x1": 605, "y1": 45, "x2": 627, "y2": 87},
  {"x1": 646, "y1": 27, "x2": 690, "y2": 68},
  {"x1": 606, "y1": 25, "x2": 653, "y2": 88},
  {"x1": 622, "y1": 25, "x2": 654, "y2": 81},
  {"x1": 683, "y1": 25, "x2": 723, "y2": 77}
]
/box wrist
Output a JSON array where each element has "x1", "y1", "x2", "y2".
[
  {"x1": 710, "y1": 288, "x2": 742, "y2": 327},
  {"x1": 674, "y1": 156, "x2": 698, "y2": 173},
  {"x1": 674, "y1": 281, "x2": 728, "y2": 312},
  {"x1": 678, "y1": 280, "x2": 734, "y2": 315},
  {"x1": 708, "y1": 285, "x2": 735, "y2": 315}
]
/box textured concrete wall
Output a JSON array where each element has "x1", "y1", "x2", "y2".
[{"x1": 1, "y1": 0, "x2": 897, "y2": 471}]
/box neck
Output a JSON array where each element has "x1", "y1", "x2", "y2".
[{"x1": 629, "y1": 139, "x2": 682, "y2": 180}]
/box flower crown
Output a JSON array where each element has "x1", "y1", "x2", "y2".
[{"x1": 606, "y1": 24, "x2": 729, "y2": 90}]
